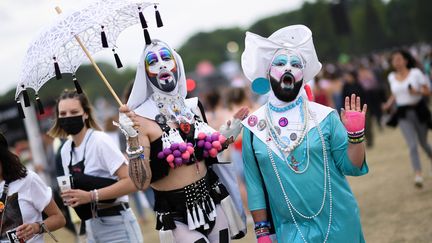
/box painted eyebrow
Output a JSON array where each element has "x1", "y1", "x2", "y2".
[
  {"x1": 159, "y1": 47, "x2": 172, "y2": 59},
  {"x1": 272, "y1": 55, "x2": 288, "y2": 64},
  {"x1": 145, "y1": 52, "x2": 158, "y2": 64},
  {"x1": 290, "y1": 55, "x2": 302, "y2": 64}
]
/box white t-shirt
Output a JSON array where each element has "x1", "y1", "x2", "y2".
[
  {"x1": 0, "y1": 171, "x2": 52, "y2": 243},
  {"x1": 60, "y1": 129, "x2": 128, "y2": 203},
  {"x1": 388, "y1": 68, "x2": 429, "y2": 106}
]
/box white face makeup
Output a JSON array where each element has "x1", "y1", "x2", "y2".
[
  {"x1": 270, "y1": 49, "x2": 304, "y2": 90},
  {"x1": 268, "y1": 49, "x2": 305, "y2": 102},
  {"x1": 145, "y1": 43, "x2": 179, "y2": 92}
]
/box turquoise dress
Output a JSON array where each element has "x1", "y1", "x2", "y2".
[{"x1": 242, "y1": 111, "x2": 368, "y2": 243}]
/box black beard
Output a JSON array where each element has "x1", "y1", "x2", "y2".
[
  {"x1": 149, "y1": 77, "x2": 177, "y2": 92},
  {"x1": 270, "y1": 75, "x2": 303, "y2": 102}
]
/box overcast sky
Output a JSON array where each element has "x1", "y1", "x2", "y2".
[{"x1": 0, "y1": 0, "x2": 303, "y2": 95}]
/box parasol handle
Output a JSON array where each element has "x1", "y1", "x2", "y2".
[{"x1": 55, "y1": 6, "x2": 123, "y2": 106}]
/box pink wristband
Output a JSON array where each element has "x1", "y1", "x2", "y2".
[
  {"x1": 344, "y1": 111, "x2": 365, "y2": 133},
  {"x1": 257, "y1": 235, "x2": 272, "y2": 243}
]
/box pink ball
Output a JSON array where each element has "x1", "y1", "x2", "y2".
[
  {"x1": 219, "y1": 136, "x2": 227, "y2": 144},
  {"x1": 217, "y1": 145, "x2": 223, "y2": 151},
  {"x1": 163, "y1": 148, "x2": 172, "y2": 156},
  {"x1": 179, "y1": 144, "x2": 187, "y2": 152},
  {"x1": 157, "y1": 152, "x2": 165, "y2": 159},
  {"x1": 173, "y1": 150, "x2": 181, "y2": 157},
  {"x1": 212, "y1": 141, "x2": 221, "y2": 149},
  {"x1": 204, "y1": 142, "x2": 212, "y2": 150},
  {"x1": 167, "y1": 161, "x2": 175, "y2": 168},
  {"x1": 187, "y1": 146, "x2": 195, "y2": 154},
  {"x1": 170, "y1": 143, "x2": 179, "y2": 150},
  {"x1": 197, "y1": 140, "x2": 205, "y2": 148},
  {"x1": 182, "y1": 151, "x2": 190, "y2": 160},
  {"x1": 203, "y1": 150, "x2": 209, "y2": 158},
  {"x1": 174, "y1": 157, "x2": 183, "y2": 166},
  {"x1": 209, "y1": 148, "x2": 218, "y2": 158},
  {"x1": 166, "y1": 154, "x2": 175, "y2": 163},
  {"x1": 198, "y1": 132, "x2": 207, "y2": 140}
]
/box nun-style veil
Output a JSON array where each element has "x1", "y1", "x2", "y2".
[{"x1": 127, "y1": 39, "x2": 190, "y2": 120}]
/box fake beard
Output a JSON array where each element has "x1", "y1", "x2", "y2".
[
  {"x1": 270, "y1": 72, "x2": 303, "y2": 102},
  {"x1": 148, "y1": 69, "x2": 178, "y2": 93}
]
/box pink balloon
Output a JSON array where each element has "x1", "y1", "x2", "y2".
[
  {"x1": 166, "y1": 154, "x2": 175, "y2": 163},
  {"x1": 219, "y1": 136, "x2": 227, "y2": 144},
  {"x1": 209, "y1": 148, "x2": 218, "y2": 158},
  {"x1": 212, "y1": 141, "x2": 221, "y2": 149},
  {"x1": 198, "y1": 132, "x2": 207, "y2": 140},
  {"x1": 187, "y1": 146, "x2": 195, "y2": 154},
  {"x1": 182, "y1": 151, "x2": 190, "y2": 160}
]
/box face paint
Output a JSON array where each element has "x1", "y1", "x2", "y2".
[
  {"x1": 145, "y1": 44, "x2": 179, "y2": 92},
  {"x1": 268, "y1": 49, "x2": 305, "y2": 102}
]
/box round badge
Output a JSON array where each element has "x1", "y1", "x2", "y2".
[
  {"x1": 278, "y1": 117, "x2": 288, "y2": 127},
  {"x1": 257, "y1": 119, "x2": 267, "y2": 131},
  {"x1": 155, "y1": 114, "x2": 167, "y2": 124},
  {"x1": 248, "y1": 115, "x2": 258, "y2": 127},
  {"x1": 290, "y1": 133, "x2": 297, "y2": 141},
  {"x1": 180, "y1": 122, "x2": 191, "y2": 134}
]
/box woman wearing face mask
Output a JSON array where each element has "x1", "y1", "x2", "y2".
[
  {"x1": 117, "y1": 39, "x2": 249, "y2": 243},
  {"x1": 48, "y1": 90, "x2": 143, "y2": 243},
  {"x1": 0, "y1": 133, "x2": 65, "y2": 242},
  {"x1": 382, "y1": 49, "x2": 432, "y2": 188}
]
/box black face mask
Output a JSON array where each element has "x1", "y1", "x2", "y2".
[{"x1": 59, "y1": 115, "x2": 85, "y2": 135}]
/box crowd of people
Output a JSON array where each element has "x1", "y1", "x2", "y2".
[{"x1": 1, "y1": 19, "x2": 432, "y2": 243}]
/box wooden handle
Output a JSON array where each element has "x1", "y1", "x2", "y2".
[{"x1": 55, "y1": 6, "x2": 123, "y2": 106}]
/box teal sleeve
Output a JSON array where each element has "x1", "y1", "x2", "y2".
[
  {"x1": 329, "y1": 111, "x2": 369, "y2": 176},
  {"x1": 242, "y1": 128, "x2": 267, "y2": 211}
]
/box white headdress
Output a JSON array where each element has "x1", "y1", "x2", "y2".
[
  {"x1": 127, "y1": 39, "x2": 190, "y2": 120},
  {"x1": 241, "y1": 24, "x2": 321, "y2": 84}
]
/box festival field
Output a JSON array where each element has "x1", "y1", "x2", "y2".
[{"x1": 46, "y1": 126, "x2": 432, "y2": 243}]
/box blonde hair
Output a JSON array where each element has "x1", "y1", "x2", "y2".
[{"x1": 48, "y1": 90, "x2": 101, "y2": 138}]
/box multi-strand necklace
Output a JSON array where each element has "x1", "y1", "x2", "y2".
[
  {"x1": 265, "y1": 97, "x2": 310, "y2": 173},
  {"x1": 266, "y1": 100, "x2": 333, "y2": 243}
]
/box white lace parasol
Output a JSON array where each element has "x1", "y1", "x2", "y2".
[{"x1": 15, "y1": 0, "x2": 157, "y2": 106}]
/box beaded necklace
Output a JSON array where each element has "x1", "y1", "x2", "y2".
[{"x1": 266, "y1": 105, "x2": 332, "y2": 243}]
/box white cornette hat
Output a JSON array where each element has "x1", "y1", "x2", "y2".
[{"x1": 241, "y1": 24, "x2": 322, "y2": 84}]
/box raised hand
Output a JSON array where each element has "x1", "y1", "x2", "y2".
[
  {"x1": 341, "y1": 94, "x2": 367, "y2": 132},
  {"x1": 116, "y1": 104, "x2": 140, "y2": 138}
]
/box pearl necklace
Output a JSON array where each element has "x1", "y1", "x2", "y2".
[
  {"x1": 265, "y1": 100, "x2": 308, "y2": 154},
  {"x1": 266, "y1": 105, "x2": 332, "y2": 243}
]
